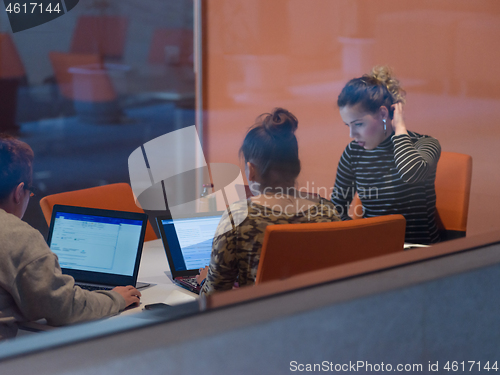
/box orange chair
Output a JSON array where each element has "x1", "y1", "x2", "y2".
[
  {"x1": 39, "y1": 183, "x2": 157, "y2": 242},
  {"x1": 49, "y1": 51, "x2": 116, "y2": 102},
  {"x1": 434, "y1": 151, "x2": 472, "y2": 239},
  {"x1": 0, "y1": 33, "x2": 26, "y2": 79},
  {"x1": 148, "y1": 28, "x2": 194, "y2": 65},
  {"x1": 49, "y1": 51, "x2": 121, "y2": 122},
  {"x1": 348, "y1": 192, "x2": 363, "y2": 220},
  {"x1": 0, "y1": 33, "x2": 26, "y2": 132},
  {"x1": 255, "y1": 215, "x2": 406, "y2": 284},
  {"x1": 70, "y1": 16, "x2": 129, "y2": 60},
  {"x1": 349, "y1": 151, "x2": 473, "y2": 240}
]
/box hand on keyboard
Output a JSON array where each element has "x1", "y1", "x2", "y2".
[
  {"x1": 112, "y1": 285, "x2": 142, "y2": 308},
  {"x1": 79, "y1": 284, "x2": 113, "y2": 292},
  {"x1": 196, "y1": 266, "x2": 209, "y2": 285}
]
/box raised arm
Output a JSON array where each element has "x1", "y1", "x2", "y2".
[
  {"x1": 392, "y1": 134, "x2": 441, "y2": 183},
  {"x1": 391, "y1": 103, "x2": 441, "y2": 184},
  {"x1": 331, "y1": 146, "x2": 356, "y2": 221}
]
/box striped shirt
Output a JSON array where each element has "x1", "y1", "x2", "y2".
[{"x1": 331, "y1": 131, "x2": 441, "y2": 244}]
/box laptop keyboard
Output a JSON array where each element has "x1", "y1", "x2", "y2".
[
  {"x1": 78, "y1": 284, "x2": 114, "y2": 292},
  {"x1": 177, "y1": 277, "x2": 201, "y2": 293}
]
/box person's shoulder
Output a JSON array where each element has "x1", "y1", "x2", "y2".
[
  {"x1": 407, "y1": 130, "x2": 439, "y2": 142},
  {"x1": 406, "y1": 130, "x2": 441, "y2": 149},
  {"x1": 227, "y1": 199, "x2": 251, "y2": 213},
  {"x1": 213, "y1": 199, "x2": 269, "y2": 240},
  {"x1": 0, "y1": 209, "x2": 43, "y2": 241},
  {"x1": 308, "y1": 199, "x2": 341, "y2": 222},
  {"x1": 229, "y1": 199, "x2": 253, "y2": 223},
  {"x1": 214, "y1": 199, "x2": 252, "y2": 235},
  {"x1": 0, "y1": 209, "x2": 51, "y2": 262}
]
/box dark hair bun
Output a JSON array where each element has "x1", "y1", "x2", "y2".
[
  {"x1": 260, "y1": 108, "x2": 298, "y2": 136},
  {"x1": 240, "y1": 108, "x2": 301, "y2": 189}
]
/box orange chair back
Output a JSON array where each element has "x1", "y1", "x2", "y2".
[
  {"x1": 349, "y1": 151, "x2": 473, "y2": 238},
  {"x1": 348, "y1": 192, "x2": 363, "y2": 220},
  {"x1": 49, "y1": 51, "x2": 116, "y2": 102},
  {"x1": 70, "y1": 16, "x2": 129, "y2": 59},
  {"x1": 255, "y1": 214, "x2": 406, "y2": 284},
  {"x1": 148, "y1": 28, "x2": 194, "y2": 65},
  {"x1": 0, "y1": 33, "x2": 26, "y2": 79},
  {"x1": 39, "y1": 183, "x2": 157, "y2": 242},
  {"x1": 434, "y1": 151, "x2": 472, "y2": 235}
]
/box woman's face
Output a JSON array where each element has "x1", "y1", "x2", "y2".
[{"x1": 339, "y1": 105, "x2": 387, "y2": 150}]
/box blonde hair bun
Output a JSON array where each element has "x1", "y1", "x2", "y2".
[{"x1": 370, "y1": 66, "x2": 406, "y2": 105}]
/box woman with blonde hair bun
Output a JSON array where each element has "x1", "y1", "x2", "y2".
[{"x1": 331, "y1": 66, "x2": 441, "y2": 244}]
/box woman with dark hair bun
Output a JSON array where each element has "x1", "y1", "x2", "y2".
[
  {"x1": 241, "y1": 108, "x2": 301, "y2": 193},
  {"x1": 331, "y1": 66, "x2": 441, "y2": 244},
  {"x1": 197, "y1": 108, "x2": 340, "y2": 295}
]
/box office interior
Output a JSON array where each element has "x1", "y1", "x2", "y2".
[{"x1": 1, "y1": 0, "x2": 500, "y2": 372}]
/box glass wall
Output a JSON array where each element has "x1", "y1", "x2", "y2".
[
  {"x1": 202, "y1": 0, "x2": 500, "y2": 237},
  {"x1": 2, "y1": 0, "x2": 499, "y2": 352},
  {"x1": 0, "y1": 0, "x2": 195, "y2": 236}
]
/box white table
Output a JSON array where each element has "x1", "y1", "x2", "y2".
[
  {"x1": 121, "y1": 239, "x2": 199, "y2": 315},
  {"x1": 20, "y1": 239, "x2": 198, "y2": 332}
]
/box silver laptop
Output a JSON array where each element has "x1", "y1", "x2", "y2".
[{"x1": 47, "y1": 205, "x2": 149, "y2": 291}]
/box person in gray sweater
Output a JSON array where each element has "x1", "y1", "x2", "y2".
[{"x1": 0, "y1": 134, "x2": 141, "y2": 340}]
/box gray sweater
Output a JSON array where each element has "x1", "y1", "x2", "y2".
[{"x1": 0, "y1": 209, "x2": 126, "y2": 340}]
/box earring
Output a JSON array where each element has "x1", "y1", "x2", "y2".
[{"x1": 383, "y1": 119, "x2": 387, "y2": 135}]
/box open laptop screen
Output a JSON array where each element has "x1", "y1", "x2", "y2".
[
  {"x1": 50, "y1": 212, "x2": 143, "y2": 276},
  {"x1": 47, "y1": 205, "x2": 148, "y2": 287},
  {"x1": 159, "y1": 214, "x2": 222, "y2": 272}
]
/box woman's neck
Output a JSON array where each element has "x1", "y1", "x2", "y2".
[{"x1": 260, "y1": 186, "x2": 296, "y2": 196}]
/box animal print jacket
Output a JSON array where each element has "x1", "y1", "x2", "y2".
[{"x1": 200, "y1": 198, "x2": 340, "y2": 296}]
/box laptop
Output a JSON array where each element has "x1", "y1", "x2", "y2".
[
  {"x1": 47, "y1": 205, "x2": 149, "y2": 291},
  {"x1": 156, "y1": 211, "x2": 226, "y2": 294}
]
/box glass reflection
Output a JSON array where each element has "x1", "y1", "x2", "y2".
[{"x1": 0, "y1": 0, "x2": 195, "y2": 236}]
